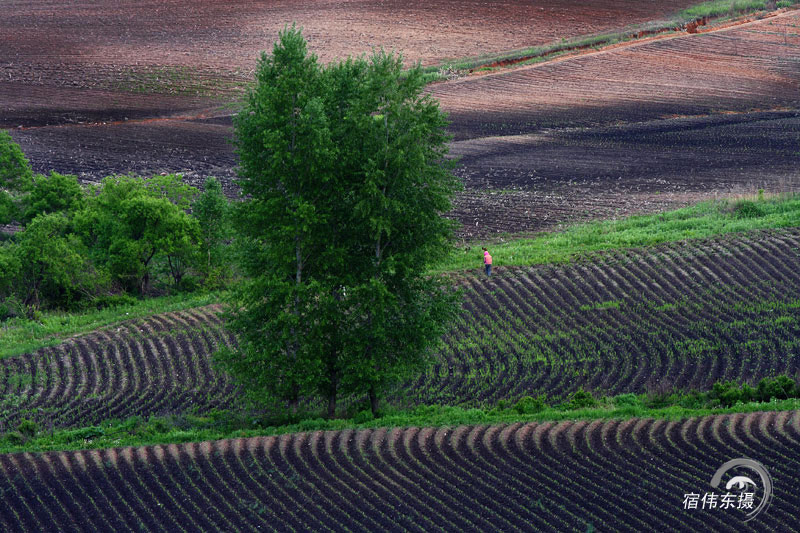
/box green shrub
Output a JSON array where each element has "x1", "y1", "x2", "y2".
[
  {"x1": 0, "y1": 190, "x2": 16, "y2": 225},
  {"x1": 711, "y1": 380, "x2": 744, "y2": 407},
  {"x1": 0, "y1": 131, "x2": 33, "y2": 192},
  {"x1": 23, "y1": 172, "x2": 85, "y2": 222},
  {"x1": 4, "y1": 431, "x2": 26, "y2": 445},
  {"x1": 612, "y1": 393, "x2": 641, "y2": 408},
  {"x1": 514, "y1": 395, "x2": 547, "y2": 414},
  {"x1": 756, "y1": 375, "x2": 797, "y2": 402},
  {"x1": 68, "y1": 427, "x2": 104, "y2": 441},
  {"x1": 91, "y1": 293, "x2": 139, "y2": 310},
  {"x1": 733, "y1": 200, "x2": 765, "y2": 219},
  {"x1": 297, "y1": 418, "x2": 326, "y2": 432},
  {"x1": 566, "y1": 388, "x2": 597, "y2": 410},
  {"x1": 16, "y1": 419, "x2": 37, "y2": 438},
  {"x1": 352, "y1": 409, "x2": 374, "y2": 424}
]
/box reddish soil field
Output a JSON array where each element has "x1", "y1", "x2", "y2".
[
  {"x1": 1, "y1": 412, "x2": 798, "y2": 531},
  {"x1": 3, "y1": 0, "x2": 702, "y2": 72},
  {"x1": 6, "y1": 9, "x2": 800, "y2": 238},
  {"x1": 1, "y1": 0, "x2": 701, "y2": 127},
  {"x1": 439, "y1": 11, "x2": 800, "y2": 237}
]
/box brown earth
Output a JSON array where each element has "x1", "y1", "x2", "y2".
[
  {"x1": 441, "y1": 11, "x2": 800, "y2": 237},
  {"x1": 1, "y1": 412, "x2": 798, "y2": 531},
  {"x1": 3, "y1": 4, "x2": 800, "y2": 237}
]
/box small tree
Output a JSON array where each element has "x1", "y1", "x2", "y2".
[
  {"x1": 9, "y1": 213, "x2": 99, "y2": 314},
  {"x1": 74, "y1": 175, "x2": 199, "y2": 294},
  {"x1": 192, "y1": 177, "x2": 230, "y2": 283},
  {"x1": 22, "y1": 171, "x2": 85, "y2": 223},
  {"x1": 0, "y1": 131, "x2": 33, "y2": 193}
]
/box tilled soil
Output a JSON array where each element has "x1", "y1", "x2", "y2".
[{"x1": 3, "y1": 5, "x2": 800, "y2": 238}]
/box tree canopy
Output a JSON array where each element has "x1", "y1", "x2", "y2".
[{"x1": 216, "y1": 26, "x2": 461, "y2": 417}]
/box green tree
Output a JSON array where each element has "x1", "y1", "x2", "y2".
[
  {"x1": 217, "y1": 27, "x2": 460, "y2": 418},
  {"x1": 22, "y1": 171, "x2": 85, "y2": 222},
  {"x1": 75, "y1": 175, "x2": 199, "y2": 294},
  {"x1": 329, "y1": 51, "x2": 461, "y2": 415},
  {"x1": 192, "y1": 177, "x2": 231, "y2": 283},
  {"x1": 0, "y1": 131, "x2": 33, "y2": 193},
  {"x1": 8, "y1": 213, "x2": 99, "y2": 315},
  {"x1": 217, "y1": 25, "x2": 337, "y2": 413}
]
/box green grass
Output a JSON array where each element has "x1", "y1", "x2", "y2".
[
  {"x1": 0, "y1": 291, "x2": 225, "y2": 359},
  {"x1": 4, "y1": 397, "x2": 800, "y2": 454},
  {"x1": 681, "y1": 0, "x2": 769, "y2": 18},
  {"x1": 432, "y1": 194, "x2": 800, "y2": 273}
]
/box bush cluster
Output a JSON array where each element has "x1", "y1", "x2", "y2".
[
  {"x1": 508, "y1": 375, "x2": 800, "y2": 414},
  {"x1": 0, "y1": 132, "x2": 232, "y2": 319}
]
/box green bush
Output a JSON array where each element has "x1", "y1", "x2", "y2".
[
  {"x1": 4, "y1": 431, "x2": 26, "y2": 445},
  {"x1": 23, "y1": 171, "x2": 85, "y2": 222},
  {"x1": 733, "y1": 200, "x2": 765, "y2": 219},
  {"x1": 612, "y1": 393, "x2": 641, "y2": 408},
  {"x1": 756, "y1": 375, "x2": 797, "y2": 402},
  {"x1": 566, "y1": 388, "x2": 597, "y2": 410},
  {"x1": 711, "y1": 380, "x2": 745, "y2": 407},
  {"x1": 16, "y1": 419, "x2": 37, "y2": 438},
  {"x1": 68, "y1": 427, "x2": 105, "y2": 441},
  {"x1": 514, "y1": 395, "x2": 547, "y2": 414},
  {"x1": 0, "y1": 190, "x2": 16, "y2": 225},
  {"x1": 352, "y1": 409, "x2": 374, "y2": 424},
  {"x1": 0, "y1": 131, "x2": 33, "y2": 192}
]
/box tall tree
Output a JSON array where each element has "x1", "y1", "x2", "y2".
[
  {"x1": 330, "y1": 51, "x2": 461, "y2": 415},
  {"x1": 192, "y1": 177, "x2": 230, "y2": 282},
  {"x1": 216, "y1": 26, "x2": 338, "y2": 413},
  {"x1": 217, "y1": 27, "x2": 461, "y2": 417}
]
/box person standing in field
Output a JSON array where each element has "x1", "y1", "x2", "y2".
[{"x1": 482, "y1": 247, "x2": 492, "y2": 276}]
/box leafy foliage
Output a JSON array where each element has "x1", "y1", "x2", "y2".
[
  {"x1": 0, "y1": 131, "x2": 33, "y2": 193},
  {"x1": 218, "y1": 26, "x2": 461, "y2": 417},
  {"x1": 7, "y1": 213, "x2": 101, "y2": 315},
  {"x1": 22, "y1": 171, "x2": 85, "y2": 222},
  {"x1": 192, "y1": 177, "x2": 231, "y2": 284},
  {"x1": 74, "y1": 175, "x2": 200, "y2": 293}
]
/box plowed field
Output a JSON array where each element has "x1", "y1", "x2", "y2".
[
  {"x1": 6, "y1": 9, "x2": 800, "y2": 236},
  {"x1": 1, "y1": 411, "x2": 797, "y2": 531},
  {"x1": 442, "y1": 11, "x2": 800, "y2": 237},
  {"x1": 4, "y1": 229, "x2": 800, "y2": 430}
]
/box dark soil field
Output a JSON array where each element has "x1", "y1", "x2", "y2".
[
  {"x1": 1, "y1": 411, "x2": 797, "y2": 531},
  {"x1": 4, "y1": 228, "x2": 800, "y2": 430},
  {"x1": 6, "y1": 8, "x2": 799, "y2": 236}
]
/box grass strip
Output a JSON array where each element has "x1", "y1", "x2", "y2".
[
  {"x1": 4, "y1": 398, "x2": 800, "y2": 454},
  {"x1": 0, "y1": 291, "x2": 225, "y2": 360},
  {"x1": 432, "y1": 193, "x2": 800, "y2": 274}
]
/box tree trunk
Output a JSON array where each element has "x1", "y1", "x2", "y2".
[
  {"x1": 326, "y1": 365, "x2": 338, "y2": 419},
  {"x1": 369, "y1": 385, "x2": 379, "y2": 417},
  {"x1": 289, "y1": 384, "x2": 300, "y2": 417},
  {"x1": 327, "y1": 389, "x2": 337, "y2": 419}
]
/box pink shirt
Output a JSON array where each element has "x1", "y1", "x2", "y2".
[{"x1": 484, "y1": 251, "x2": 492, "y2": 265}]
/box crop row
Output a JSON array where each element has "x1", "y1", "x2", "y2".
[
  {"x1": 0, "y1": 306, "x2": 238, "y2": 431},
  {"x1": 409, "y1": 228, "x2": 800, "y2": 406},
  {"x1": 4, "y1": 229, "x2": 800, "y2": 426},
  {"x1": 0, "y1": 410, "x2": 798, "y2": 531}
]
